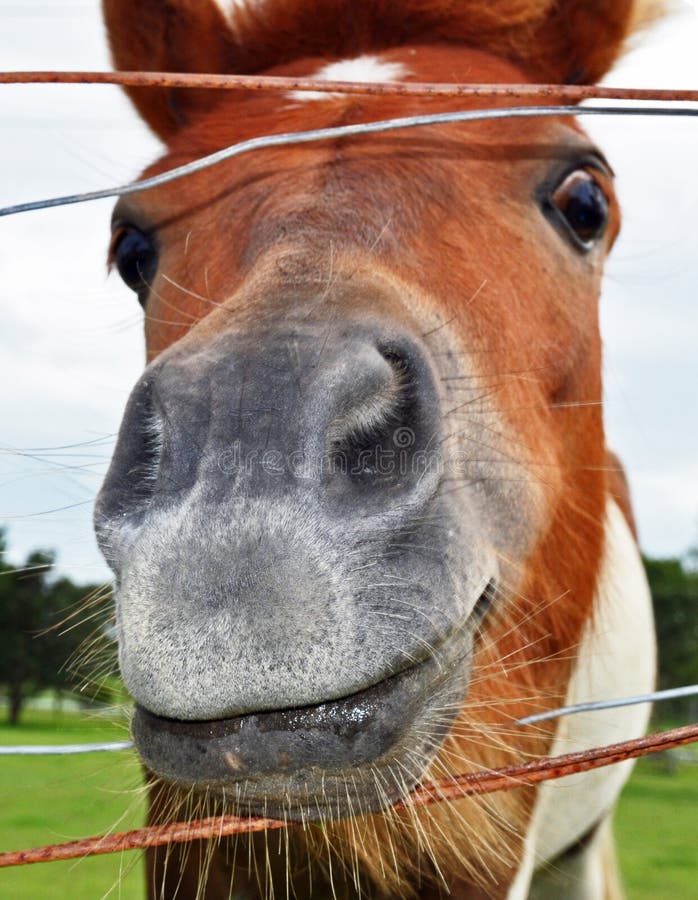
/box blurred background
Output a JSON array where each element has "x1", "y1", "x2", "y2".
[{"x1": 0, "y1": 1, "x2": 697, "y2": 897}]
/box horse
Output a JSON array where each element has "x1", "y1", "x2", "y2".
[{"x1": 95, "y1": 1, "x2": 657, "y2": 897}]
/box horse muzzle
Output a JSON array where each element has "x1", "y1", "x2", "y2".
[{"x1": 95, "y1": 297, "x2": 501, "y2": 818}]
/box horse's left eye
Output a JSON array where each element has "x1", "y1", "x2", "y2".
[
  {"x1": 111, "y1": 225, "x2": 158, "y2": 305},
  {"x1": 550, "y1": 170, "x2": 609, "y2": 248}
]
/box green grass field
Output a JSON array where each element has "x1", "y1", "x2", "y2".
[
  {"x1": 0, "y1": 710, "x2": 696, "y2": 899},
  {"x1": 0, "y1": 709, "x2": 146, "y2": 899},
  {"x1": 615, "y1": 758, "x2": 698, "y2": 900}
]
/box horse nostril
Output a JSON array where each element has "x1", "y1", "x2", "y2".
[
  {"x1": 327, "y1": 341, "x2": 437, "y2": 493},
  {"x1": 94, "y1": 375, "x2": 164, "y2": 560},
  {"x1": 472, "y1": 579, "x2": 498, "y2": 625},
  {"x1": 132, "y1": 407, "x2": 164, "y2": 504}
]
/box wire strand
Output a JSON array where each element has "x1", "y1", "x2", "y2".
[
  {"x1": 2, "y1": 71, "x2": 698, "y2": 102},
  {"x1": 0, "y1": 741, "x2": 134, "y2": 756},
  {"x1": 516, "y1": 684, "x2": 698, "y2": 726},
  {"x1": 1, "y1": 104, "x2": 697, "y2": 218}
]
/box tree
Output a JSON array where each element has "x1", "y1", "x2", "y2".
[
  {"x1": 644, "y1": 555, "x2": 698, "y2": 722},
  {"x1": 0, "y1": 528, "x2": 113, "y2": 724},
  {"x1": 0, "y1": 535, "x2": 56, "y2": 724}
]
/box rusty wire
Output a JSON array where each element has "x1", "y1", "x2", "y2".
[
  {"x1": 1, "y1": 71, "x2": 698, "y2": 103},
  {"x1": 1, "y1": 723, "x2": 696, "y2": 869}
]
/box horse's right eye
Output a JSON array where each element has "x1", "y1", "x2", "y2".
[
  {"x1": 111, "y1": 225, "x2": 158, "y2": 304},
  {"x1": 550, "y1": 170, "x2": 610, "y2": 249}
]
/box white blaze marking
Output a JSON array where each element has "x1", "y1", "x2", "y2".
[
  {"x1": 289, "y1": 55, "x2": 410, "y2": 101},
  {"x1": 210, "y1": 0, "x2": 249, "y2": 23}
]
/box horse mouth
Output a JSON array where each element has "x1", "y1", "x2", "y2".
[{"x1": 130, "y1": 598, "x2": 487, "y2": 821}]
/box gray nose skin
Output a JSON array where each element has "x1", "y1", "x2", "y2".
[{"x1": 95, "y1": 316, "x2": 496, "y2": 802}]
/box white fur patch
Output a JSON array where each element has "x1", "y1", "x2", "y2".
[
  {"x1": 210, "y1": 0, "x2": 249, "y2": 20},
  {"x1": 510, "y1": 498, "x2": 657, "y2": 896},
  {"x1": 289, "y1": 55, "x2": 410, "y2": 101}
]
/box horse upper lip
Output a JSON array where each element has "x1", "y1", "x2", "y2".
[{"x1": 133, "y1": 649, "x2": 438, "y2": 739}]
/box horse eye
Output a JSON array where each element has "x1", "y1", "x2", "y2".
[
  {"x1": 550, "y1": 170, "x2": 609, "y2": 248},
  {"x1": 111, "y1": 225, "x2": 158, "y2": 304}
]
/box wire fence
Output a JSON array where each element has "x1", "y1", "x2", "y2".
[{"x1": 1, "y1": 69, "x2": 697, "y2": 870}]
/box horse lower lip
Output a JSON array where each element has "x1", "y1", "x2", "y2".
[
  {"x1": 131, "y1": 625, "x2": 475, "y2": 817},
  {"x1": 133, "y1": 654, "x2": 440, "y2": 777}
]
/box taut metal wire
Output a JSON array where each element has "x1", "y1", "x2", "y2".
[
  {"x1": 0, "y1": 740, "x2": 134, "y2": 756},
  {"x1": 517, "y1": 684, "x2": 698, "y2": 725},
  {"x1": 2, "y1": 71, "x2": 698, "y2": 102},
  {"x1": 1, "y1": 104, "x2": 697, "y2": 218},
  {"x1": 2, "y1": 72, "x2": 696, "y2": 217}
]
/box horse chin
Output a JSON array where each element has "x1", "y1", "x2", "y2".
[{"x1": 130, "y1": 617, "x2": 479, "y2": 821}]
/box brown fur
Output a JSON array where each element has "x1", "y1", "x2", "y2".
[{"x1": 100, "y1": 1, "x2": 652, "y2": 896}]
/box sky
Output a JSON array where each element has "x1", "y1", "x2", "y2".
[{"x1": 0, "y1": 0, "x2": 697, "y2": 583}]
